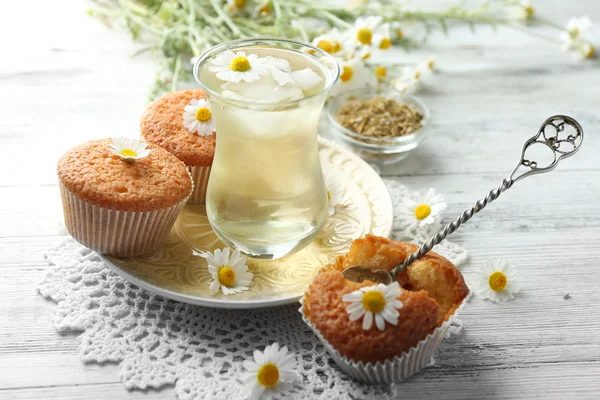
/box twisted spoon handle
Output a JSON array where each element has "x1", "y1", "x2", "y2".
[{"x1": 390, "y1": 178, "x2": 514, "y2": 277}]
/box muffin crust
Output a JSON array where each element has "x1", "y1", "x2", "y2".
[
  {"x1": 140, "y1": 89, "x2": 216, "y2": 166},
  {"x1": 58, "y1": 139, "x2": 192, "y2": 211}
]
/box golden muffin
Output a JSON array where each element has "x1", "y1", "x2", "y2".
[
  {"x1": 301, "y1": 235, "x2": 470, "y2": 382},
  {"x1": 140, "y1": 89, "x2": 216, "y2": 204},
  {"x1": 58, "y1": 139, "x2": 192, "y2": 256}
]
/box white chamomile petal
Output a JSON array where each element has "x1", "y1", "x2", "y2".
[
  {"x1": 243, "y1": 343, "x2": 297, "y2": 399},
  {"x1": 109, "y1": 137, "x2": 151, "y2": 162},
  {"x1": 209, "y1": 50, "x2": 269, "y2": 83},
  {"x1": 474, "y1": 258, "x2": 520, "y2": 303},
  {"x1": 396, "y1": 188, "x2": 446, "y2": 229},
  {"x1": 203, "y1": 247, "x2": 253, "y2": 296},
  {"x1": 181, "y1": 98, "x2": 216, "y2": 136},
  {"x1": 343, "y1": 282, "x2": 403, "y2": 331},
  {"x1": 312, "y1": 28, "x2": 344, "y2": 55},
  {"x1": 323, "y1": 172, "x2": 343, "y2": 216}
]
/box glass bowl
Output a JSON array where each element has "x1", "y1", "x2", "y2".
[{"x1": 327, "y1": 86, "x2": 430, "y2": 164}]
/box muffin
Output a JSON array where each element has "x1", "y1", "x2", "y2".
[
  {"x1": 140, "y1": 89, "x2": 216, "y2": 204},
  {"x1": 301, "y1": 235, "x2": 470, "y2": 383},
  {"x1": 58, "y1": 138, "x2": 193, "y2": 257}
]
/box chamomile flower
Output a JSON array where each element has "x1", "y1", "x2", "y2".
[
  {"x1": 200, "y1": 248, "x2": 253, "y2": 295},
  {"x1": 512, "y1": 1, "x2": 535, "y2": 21},
  {"x1": 561, "y1": 16, "x2": 593, "y2": 46},
  {"x1": 209, "y1": 50, "x2": 269, "y2": 83},
  {"x1": 109, "y1": 137, "x2": 151, "y2": 162},
  {"x1": 252, "y1": 0, "x2": 271, "y2": 17},
  {"x1": 242, "y1": 343, "x2": 299, "y2": 400},
  {"x1": 329, "y1": 58, "x2": 377, "y2": 97},
  {"x1": 324, "y1": 173, "x2": 343, "y2": 216},
  {"x1": 349, "y1": 16, "x2": 384, "y2": 47},
  {"x1": 312, "y1": 28, "x2": 344, "y2": 55},
  {"x1": 397, "y1": 188, "x2": 447, "y2": 229},
  {"x1": 182, "y1": 98, "x2": 216, "y2": 136},
  {"x1": 560, "y1": 16, "x2": 595, "y2": 59},
  {"x1": 226, "y1": 0, "x2": 248, "y2": 16},
  {"x1": 474, "y1": 258, "x2": 520, "y2": 303},
  {"x1": 342, "y1": 282, "x2": 403, "y2": 331},
  {"x1": 372, "y1": 23, "x2": 392, "y2": 50}
]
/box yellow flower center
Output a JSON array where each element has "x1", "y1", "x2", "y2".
[
  {"x1": 120, "y1": 149, "x2": 137, "y2": 157},
  {"x1": 259, "y1": 4, "x2": 271, "y2": 14},
  {"x1": 361, "y1": 51, "x2": 371, "y2": 60},
  {"x1": 488, "y1": 271, "x2": 508, "y2": 292},
  {"x1": 569, "y1": 28, "x2": 580, "y2": 40},
  {"x1": 362, "y1": 290, "x2": 386, "y2": 314},
  {"x1": 524, "y1": 5, "x2": 535, "y2": 19},
  {"x1": 427, "y1": 59, "x2": 435, "y2": 70},
  {"x1": 217, "y1": 266, "x2": 236, "y2": 287},
  {"x1": 317, "y1": 40, "x2": 333, "y2": 54},
  {"x1": 230, "y1": 56, "x2": 251, "y2": 72},
  {"x1": 234, "y1": 0, "x2": 246, "y2": 7},
  {"x1": 195, "y1": 107, "x2": 212, "y2": 122},
  {"x1": 375, "y1": 66, "x2": 387, "y2": 78},
  {"x1": 332, "y1": 41, "x2": 341, "y2": 53},
  {"x1": 356, "y1": 27, "x2": 372, "y2": 45},
  {"x1": 379, "y1": 37, "x2": 392, "y2": 49},
  {"x1": 414, "y1": 204, "x2": 431, "y2": 220},
  {"x1": 327, "y1": 191, "x2": 331, "y2": 202},
  {"x1": 395, "y1": 28, "x2": 404, "y2": 39},
  {"x1": 414, "y1": 70, "x2": 421, "y2": 79},
  {"x1": 257, "y1": 363, "x2": 279, "y2": 387},
  {"x1": 340, "y1": 66, "x2": 354, "y2": 82}
]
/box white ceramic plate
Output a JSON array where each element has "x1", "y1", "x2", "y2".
[{"x1": 101, "y1": 138, "x2": 393, "y2": 309}]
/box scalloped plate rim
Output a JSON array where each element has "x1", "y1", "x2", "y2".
[{"x1": 101, "y1": 137, "x2": 393, "y2": 309}]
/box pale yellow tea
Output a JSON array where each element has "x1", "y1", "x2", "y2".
[{"x1": 195, "y1": 41, "x2": 339, "y2": 259}]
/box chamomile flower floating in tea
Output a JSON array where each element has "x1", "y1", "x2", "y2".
[
  {"x1": 109, "y1": 137, "x2": 151, "y2": 162},
  {"x1": 242, "y1": 343, "x2": 299, "y2": 400},
  {"x1": 200, "y1": 248, "x2": 253, "y2": 295},
  {"x1": 219, "y1": 55, "x2": 324, "y2": 103},
  {"x1": 397, "y1": 188, "x2": 447, "y2": 229},
  {"x1": 342, "y1": 282, "x2": 403, "y2": 331},
  {"x1": 209, "y1": 50, "x2": 270, "y2": 83},
  {"x1": 475, "y1": 259, "x2": 520, "y2": 303},
  {"x1": 182, "y1": 98, "x2": 216, "y2": 136}
]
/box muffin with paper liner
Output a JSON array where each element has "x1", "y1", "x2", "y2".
[
  {"x1": 141, "y1": 89, "x2": 216, "y2": 204},
  {"x1": 57, "y1": 138, "x2": 192, "y2": 257},
  {"x1": 300, "y1": 235, "x2": 469, "y2": 383}
]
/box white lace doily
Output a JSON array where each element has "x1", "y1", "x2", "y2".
[{"x1": 39, "y1": 181, "x2": 468, "y2": 400}]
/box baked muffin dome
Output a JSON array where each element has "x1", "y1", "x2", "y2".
[
  {"x1": 140, "y1": 89, "x2": 216, "y2": 167},
  {"x1": 58, "y1": 139, "x2": 192, "y2": 211},
  {"x1": 303, "y1": 235, "x2": 469, "y2": 364}
]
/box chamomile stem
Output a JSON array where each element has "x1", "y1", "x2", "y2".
[
  {"x1": 272, "y1": 0, "x2": 283, "y2": 36},
  {"x1": 506, "y1": 22, "x2": 564, "y2": 44},
  {"x1": 535, "y1": 16, "x2": 568, "y2": 32},
  {"x1": 171, "y1": 55, "x2": 182, "y2": 93},
  {"x1": 208, "y1": 0, "x2": 241, "y2": 36}
]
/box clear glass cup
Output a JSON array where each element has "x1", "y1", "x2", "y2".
[{"x1": 193, "y1": 38, "x2": 340, "y2": 259}]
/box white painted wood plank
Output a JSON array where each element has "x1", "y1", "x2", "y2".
[{"x1": 1, "y1": 0, "x2": 600, "y2": 398}]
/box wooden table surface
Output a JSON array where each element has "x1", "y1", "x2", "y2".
[{"x1": 1, "y1": 0, "x2": 599, "y2": 399}]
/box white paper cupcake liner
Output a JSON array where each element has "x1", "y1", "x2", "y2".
[
  {"x1": 59, "y1": 181, "x2": 190, "y2": 257},
  {"x1": 299, "y1": 292, "x2": 470, "y2": 384},
  {"x1": 188, "y1": 165, "x2": 211, "y2": 205}
]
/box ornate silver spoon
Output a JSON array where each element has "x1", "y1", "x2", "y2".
[{"x1": 342, "y1": 115, "x2": 584, "y2": 284}]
